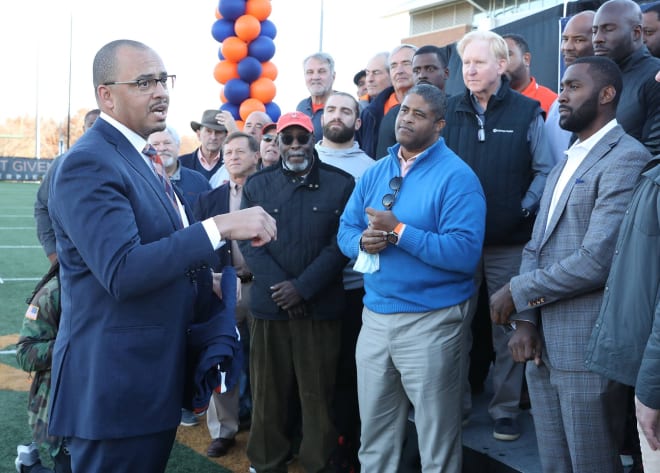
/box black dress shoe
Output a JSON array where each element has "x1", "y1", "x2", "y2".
[{"x1": 207, "y1": 437, "x2": 236, "y2": 457}]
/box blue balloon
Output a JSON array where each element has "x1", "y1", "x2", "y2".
[
  {"x1": 248, "y1": 36, "x2": 276, "y2": 62},
  {"x1": 218, "y1": 0, "x2": 246, "y2": 21},
  {"x1": 220, "y1": 102, "x2": 241, "y2": 120},
  {"x1": 218, "y1": 47, "x2": 225, "y2": 61},
  {"x1": 260, "y1": 20, "x2": 277, "y2": 39},
  {"x1": 237, "y1": 57, "x2": 262, "y2": 83},
  {"x1": 211, "y1": 19, "x2": 235, "y2": 43},
  {"x1": 265, "y1": 102, "x2": 281, "y2": 122},
  {"x1": 224, "y1": 78, "x2": 251, "y2": 105}
]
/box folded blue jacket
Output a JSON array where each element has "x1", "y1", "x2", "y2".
[{"x1": 183, "y1": 265, "x2": 243, "y2": 414}]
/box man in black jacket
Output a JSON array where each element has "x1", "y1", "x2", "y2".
[
  {"x1": 239, "y1": 112, "x2": 355, "y2": 473},
  {"x1": 358, "y1": 45, "x2": 417, "y2": 159},
  {"x1": 593, "y1": 0, "x2": 660, "y2": 155},
  {"x1": 442, "y1": 30, "x2": 553, "y2": 442}
]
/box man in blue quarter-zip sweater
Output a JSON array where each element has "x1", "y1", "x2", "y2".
[{"x1": 338, "y1": 83, "x2": 486, "y2": 473}]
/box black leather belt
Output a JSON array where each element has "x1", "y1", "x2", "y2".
[{"x1": 238, "y1": 273, "x2": 254, "y2": 283}]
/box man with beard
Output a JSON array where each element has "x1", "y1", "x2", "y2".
[
  {"x1": 238, "y1": 112, "x2": 355, "y2": 473},
  {"x1": 315, "y1": 92, "x2": 375, "y2": 470},
  {"x1": 338, "y1": 84, "x2": 485, "y2": 472},
  {"x1": 503, "y1": 33, "x2": 557, "y2": 115},
  {"x1": 46, "y1": 39, "x2": 276, "y2": 472},
  {"x1": 490, "y1": 56, "x2": 651, "y2": 473},
  {"x1": 643, "y1": 3, "x2": 660, "y2": 58},
  {"x1": 593, "y1": 0, "x2": 660, "y2": 155},
  {"x1": 148, "y1": 126, "x2": 210, "y2": 208},
  {"x1": 586, "y1": 69, "x2": 660, "y2": 473}
]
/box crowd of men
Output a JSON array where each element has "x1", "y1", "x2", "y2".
[{"x1": 21, "y1": 0, "x2": 660, "y2": 472}]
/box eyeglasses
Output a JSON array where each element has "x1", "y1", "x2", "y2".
[
  {"x1": 280, "y1": 132, "x2": 312, "y2": 146},
  {"x1": 104, "y1": 74, "x2": 176, "y2": 92},
  {"x1": 262, "y1": 134, "x2": 277, "y2": 143},
  {"x1": 382, "y1": 176, "x2": 403, "y2": 210}
]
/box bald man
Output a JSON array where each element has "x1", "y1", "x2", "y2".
[
  {"x1": 544, "y1": 11, "x2": 595, "y2": 164},
  {"x1": 593, "y1": 0, "x2": 660, "y2": 154}
]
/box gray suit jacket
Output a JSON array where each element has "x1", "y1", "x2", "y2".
[{"x1": 510, "y1": 124, "x2": 651, "y2": 371}]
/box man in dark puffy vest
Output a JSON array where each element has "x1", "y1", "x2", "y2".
[{"x1": 442, "y1": 30, "x2": 554, "y2": 442}]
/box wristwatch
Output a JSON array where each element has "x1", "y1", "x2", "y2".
[
  {"x1": 387, "y1": 222, "x2": 405, "y2": 245},
  {"x1": 386, "y1": 230, "x2": 399, "y2": 245}
]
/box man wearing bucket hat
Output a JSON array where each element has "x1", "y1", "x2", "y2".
[
  {"x1": 179, "y1": 109, "x2": 228, "y2": 181},
  {"x1": 238, "y1": 111, "x2": 355, "y2": 473}
]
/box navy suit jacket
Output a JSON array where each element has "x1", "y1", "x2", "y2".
[
  {"x1": 48, "y1": 118, "x2": 219, "y2": 439},
  {"x1": 193, "y1": 183, "x2": 232, "y2": 270}
]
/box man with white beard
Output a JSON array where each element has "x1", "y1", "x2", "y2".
[
  {"x1": 238, "y1": 111, "x2": 355, "y2": 473},
  {"x1": 149, "y1": 127, "x2": 210, "y2": 208}
]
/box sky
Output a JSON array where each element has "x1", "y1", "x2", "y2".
[{"x1": 0, "y1": 0, "x2": 408, "y2": 141}]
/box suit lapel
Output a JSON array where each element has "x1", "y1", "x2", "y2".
[
  {"x1": 97, "y1": 120, "x2": 183, "y2": 230},
  {"x1": 541, "y1": 126, "x2": 624, "y2": 246}
]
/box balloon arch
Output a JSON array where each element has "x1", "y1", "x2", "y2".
[{"x1": 211, "y1": 0, "x2": 281, "y2": 128}]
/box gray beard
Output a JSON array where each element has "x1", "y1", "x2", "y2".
[
  {"x1": 161, "y1": 156, "x2": 176, "y2": 168},
  {"x1": 282, "y1": 157, "x2": 310, "y2": 173}
]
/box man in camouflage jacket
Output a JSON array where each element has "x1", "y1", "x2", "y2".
[{"x1": 16, "y1": 264, "x2": 70, "y2": 472}]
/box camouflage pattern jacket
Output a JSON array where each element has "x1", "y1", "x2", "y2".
[{"x1": 16, "y1": 275, "x2": 62, "y2": 455}]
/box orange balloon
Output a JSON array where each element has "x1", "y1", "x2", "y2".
[
  {"x1": 246, "y1": 0, "x2": 272, "y2": 21},
  {"x1": 235, "y1": 15, "x2": 261, "y2": 42},
  {"x1": 215, "y1": 7, "x2": 222, "y2": 19},
  {"x1": 239, "y1": 98, "x2": 266, "y2": 121},
  {"x1": 236, "y1": 120, "x2": 245, "y2": 131},
  {"x1": 213, "y1": 60, "x2": 239, "y2": 85},
  {"x1": 221, "y1": 36, "x2": 248, "y2": 62},
  {"x1": 220, "y1": 87, "x2": 227, "y2": 103},
  {"x1": 250, "y1": 77, "x2": 276, "y2": 104},
  {"x1": 261, "y1": 61, "x2": 278, "y2": 81}
]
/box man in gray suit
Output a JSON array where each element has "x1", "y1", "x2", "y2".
[{"x1": 490, "y1": 56, "x2": 652, "y2": 472}]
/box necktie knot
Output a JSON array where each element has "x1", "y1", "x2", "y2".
[
  {"x1": 143, "y1": 144, "x2": 158, "y2": 158},
  {"x1": 142, "y1": 143, "x2": 182, "y2": 227}
]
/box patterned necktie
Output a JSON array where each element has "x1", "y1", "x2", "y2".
[{"x1": 143, "y1": 144, "x2": 182, "y2": 227}]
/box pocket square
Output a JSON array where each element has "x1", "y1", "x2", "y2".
[{"x1": 575, "y1": 178, "x2": 585, "y2": 184}]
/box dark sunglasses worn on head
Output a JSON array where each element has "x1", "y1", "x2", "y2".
[
  {"x1": 382, "y1": 176, "x2": 403, "y2": 210},
  {"x1": 280, "y1": 132, "x2": 312, "y2": 146}
]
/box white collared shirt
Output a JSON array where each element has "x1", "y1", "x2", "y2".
[{"x1": 546, "y1": 119, "x2": 618, "y2": 230}]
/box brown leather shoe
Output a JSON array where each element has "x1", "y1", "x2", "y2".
[{"x1": 206, "y1": 437, "x2": 236, "y2": 457}]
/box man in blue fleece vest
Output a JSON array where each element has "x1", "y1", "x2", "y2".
[{"x1": 338, "y1": 83, "x2": 486, "y2": 473}]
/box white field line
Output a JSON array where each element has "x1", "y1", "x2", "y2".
[
  {"x1": 0, "y1": 350, "x2": 17, "y2": 355},
  {"x1": 0, "y1": 246, "x2": 41, "y2": 249},
  {"x1": 0, "y1": 278, "x2": 41, "y2": 284},
  {"x1": 0, "y1": 227, "x2": 34, "y2": 230}
]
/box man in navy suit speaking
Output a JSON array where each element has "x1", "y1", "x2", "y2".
[{"x1": 47, "y1": 39, "x2": 276, "y2": 472}]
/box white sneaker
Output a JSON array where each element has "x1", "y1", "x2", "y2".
[{"x1": 15, "y1": 443, "x2": 40, "y2": 472}]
